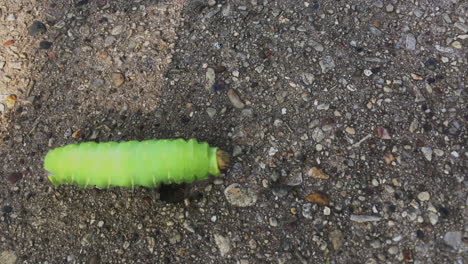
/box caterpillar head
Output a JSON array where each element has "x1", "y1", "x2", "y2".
[{"x1": 216, "y1": 150, "x2": 230, "y2": 170}]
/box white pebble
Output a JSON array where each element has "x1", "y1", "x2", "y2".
[{"x1": 417, "y1": 192, "x2": 430, "y2": 201}]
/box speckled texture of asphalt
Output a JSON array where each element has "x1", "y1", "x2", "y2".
[{"x1": 0, "y1": 0, "x2": 467, "y2": 263}]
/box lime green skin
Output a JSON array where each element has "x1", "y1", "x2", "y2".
[{"x1": 44, "y1": 139, "x2": 221, "y2": 188}]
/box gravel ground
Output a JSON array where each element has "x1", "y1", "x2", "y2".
[{"x1": 1, "y1": 0, "x2": 467, "y2": 263}]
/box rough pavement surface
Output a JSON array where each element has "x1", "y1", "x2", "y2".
[{"x1": 1, "y1": 0, "x2": 467, "y2": 263}]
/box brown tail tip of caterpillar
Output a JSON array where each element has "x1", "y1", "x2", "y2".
[{"x1": 216, "y1": 150, "x2": 230, "y2": 170}]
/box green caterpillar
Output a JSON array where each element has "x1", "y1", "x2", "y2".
[{"x1": 44, "y1": 139, "x2": 230, "y2": 188}]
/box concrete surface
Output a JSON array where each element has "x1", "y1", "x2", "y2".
[{"x1": 0, "y1": 0, "x2": 467, "y2": 263}]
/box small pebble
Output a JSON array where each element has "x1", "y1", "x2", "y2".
[
  {"x1": 232, "y1": 145, "x2": 242, "y2": 157},
  {"x1": 345, "y1": 127, "x2": 356, "y2": 135},
  {"x1": 317, "y1": 104, "x2": 329, "y2": 110},
  {"x1": 421, "y1": 147, "x2": 432, "y2": 161},
  {"x1": 370, "y1": 240, "x2": 381, "y2": 249},
  {"x1": 241, "y1": 108, "x2": 253, "y2": 117},
  {"x1": 307, "y1": 167, "x2": 329, "y2": 179},
  {"x1": 305, "y1": 192, "x2": 330, "y2": 206},
  {"x1": 329, "y1": 230, "x2": 343, "y2": 250},
  {"x1": 214, "y1": 234, "x2": 231, "y2": 257},
  {"x1": 372, "y1": 179, "x2": 379, "y2": 186},
  {"x1": 312, "y1": 128, "x2": 325, "y2": 142},
  {"x1": 315, "y1": 144, "x2": 323, "y2": 151},
  {"x1": 416, "y1": 230, "x2": 424, "y2": 240},
  {"x1": 28, "y1": 21, "x2": 47, "y2": 36},
  {"x1": 319, "y1": 56, "x2": 335, "y2": 73},
  {"x1": 443, "y1": 231, "x2": 462, "y2": 250},
  {"x1": 6, "y1": 14, "x2": 17, "y2": 21},
  {"x1": 417, "y1": 191, "x2": 430, "y2": 201},
  {"x1": 411, "y1": 73, "x2": 424, "y2": 80},
  {"x1": 285, "y1": 172, "x2": 303, "y2": 186},
  {"x1": 269, "y1": 217, "x2": 278, "y2": 227},
  {"x1": 404, "y1": 33, "x2": 417, "y2": 50},
  {"x1": 205, "y1": 68, "x2": 216, "y2": 90},
  {"x1": 2, "y1": 206, "x2": 13, "y2": 213},
  {"x1": 206, "y1": 107, "x2": 217, "y2": 118},
  {"x1": 39, "y1": 41, "x2": 53, "y2": 49},
  {"x1": 224, "y1": 184, "x2": 257, "y2": 207},
  {"x1": 323, "y1": 206, "x2": 331, "y2": 215},
  {"x1": 308, "y1": 40, "x2": 324, "y2": 52},
  {"x1": 302, "y1": 203, "x2": 313, "y2": 219},
  {"x1": 385, "y1": 4, "x2": 394, "y2": 12},
  {"x1": 388, "y1": 246, "x2": 398, "y2": 255},
  {"x1": 111, "y1": 25, "x2": 124, "y2": 35},
  {"x1": 112, "y1": 72, "x2": 125, "y2": 87},
  {"x1": 208, "y1": 0, "x2": 216, "y2": 6},
  {"x1": 454, "y1": 22, "x2": 468, "y2": 33},
  {"x1": 451, "y1": 41, "x2": 462, "y2": 49},
  {"x1": 272, "y1": 186, "x2": 288, "y2": 198},
  {"x1": 350, "y1": 215, "x2": 382, "y2": 223},
  {"x1": 5, "y1": 95, "x2": 17, "y2": 109},
  {"x1": 428, "y1": 212, "x2": 438, "y2": 225},
  {"x1": 227, "y1": 88, "x2": 245, "y2": 109}
]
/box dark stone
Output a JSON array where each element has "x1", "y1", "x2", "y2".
[
  {"x1": 75, "y1": 0, "x2": 89, "y2": 7},
  {"x1": 97, "y1": 0, "x2": 108, "y2": 8},
  {"x1": 213, "y1": 82, "x2": 226, "y2": 92},
  {"x1": 423, "y1": 123, "x2": 432, "y2": 132},
  {"x1": 272, "y1": 186, "x2": 288, "y2": 198},
  {"x1": 2, "y1": 206, "x2": 13, "y2": 214},
  {"x1": 39, "y1": 41, "x2": 53, "y2": 49},
  {"x1": 445, "y1": 120, "x2": 462, "y2": 136},
  {"x1": 416, "y1": 230, "x2": 424, "y2": 240},
  {"x1": 213, "y1": 65, "x2": 227, "y2": 73},
  {"x1": 98, "y1": 17, "x2": 109, "y2": 23},
  {"x1": 438, "y1": 207, "x2": 449, "y2": 218},
  {"x1": 424, "y1": 58, "x2": 438, "y2": 71},
  {"x1": 28, "y1": 21, "x2": 47, "y2": 36}
]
